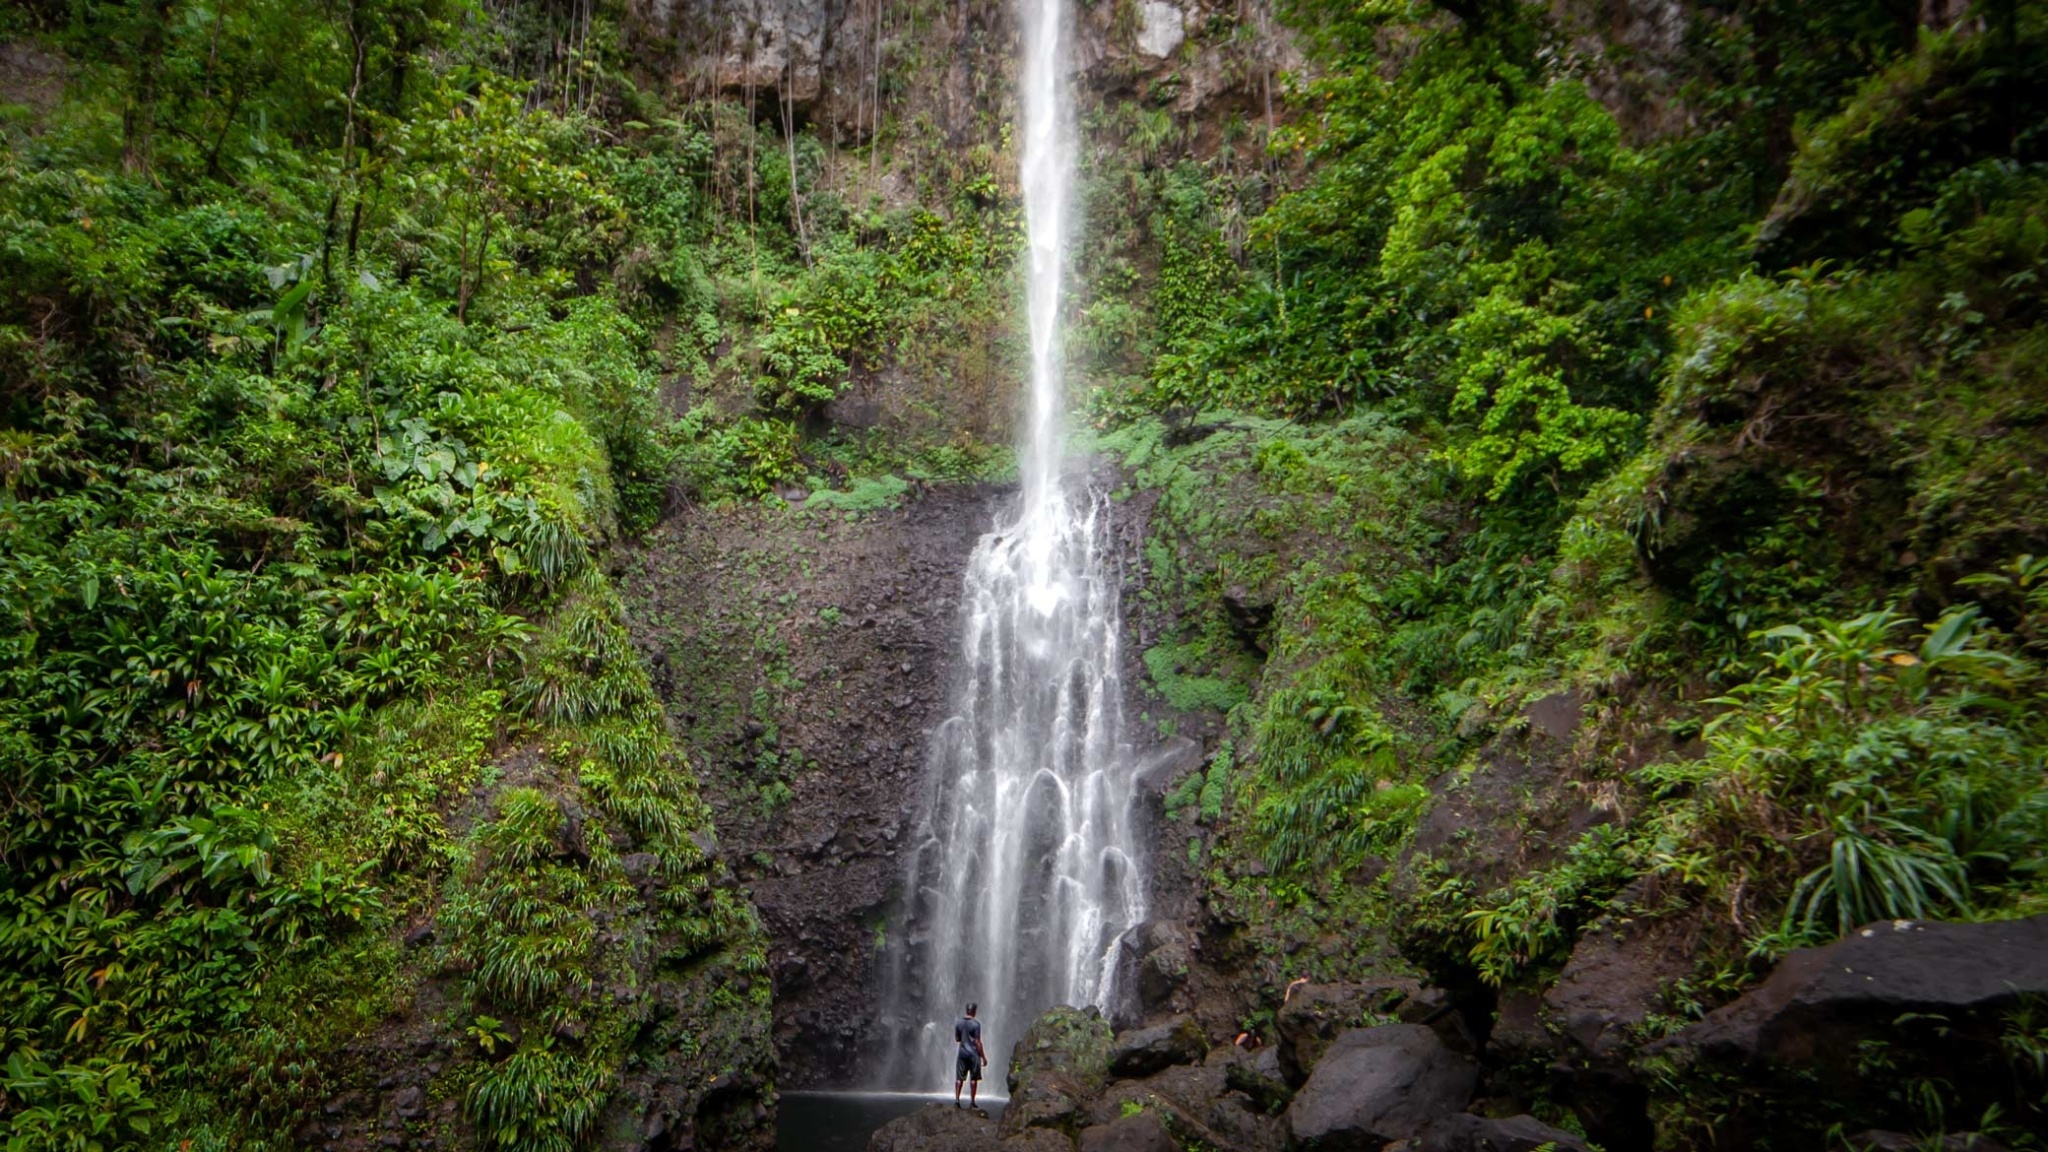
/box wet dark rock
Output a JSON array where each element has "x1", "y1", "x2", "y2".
[
  {"x1": 867, "y1": 1102, "x2": 1000, "y2": 1152},
  {"x1": 1651, "y1": 916, "x2": 2048, "y2": 1148},
  {"x1": 1085, "y1": 1047, "x2": 1281, "y2": 1150},
  {"x1": 1136, "y1": 947, "x2": 1191, "y2": 1012},
  {"x1": 1222, "y1": 1046, "x2": 1292, "y2": 1114},
  {"x1": 1485, "y1": 991, "x2": 1552, "y2": 1065},
  {"x1": 390, "y1": 1086, "x2": 424, "y2": 1118},
  {"x1": 1411, "y1": 1113, "x2": 1593, "y2": 1152},
  {"x1": 622, "y1": 484, "x2": 1005, "y2": 1087},
  {"x1": 1543, "y1": 907, "x2": 1695, "y2": 1061},
  {"x1": 1219, "y1": 586, "x2": 1274, "y2": 656},
  {"x1": 401, "y1": 922, "x2": 435, "y2": 949},
  {"x1": 1004, "y1": 1006, "x2": 1114, "y2": 1137},
  {"x1": 1108, "y1": 1015, "x2": 1206, "y2": 1079},
  {"x1": 1282, "y1": 1025, "x2": 1479, "y2": 1149},
  {"x1": 1206, "y1": 1091, "x2": 1287, "y2": 1152},
  {"x1": 1521, "y1": 691, "x2": 1583, "y2": 743},
  {"x1": 1011, "y1": 1006, "x2": 1115, "y2": 1091},
  {"x1": 1665, "y1": 916, "x2": 2048, "y2": 1068},
  {"x1": 1000, "y1": 1130, "x2": 1078, "y2": 1152},
  {"x1": 1274, "y1": 978, "x2": 1424, "y2": 1085},
  {"x1": 1076, "y1": 1110, "x2": 1176, "y2": 1152},
  {"x1": 554, "y1": 796, "x2": 589, "y2": 862}
]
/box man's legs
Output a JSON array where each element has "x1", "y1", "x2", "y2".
[
  {"x1": 954, "y1": 1076, "x2": 964, "y2": 1105},
  {"x1": 969, "y1": 1071, "x2": 978, "y2": 1107}
]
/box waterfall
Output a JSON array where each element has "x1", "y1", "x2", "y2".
[{"x1": 875, "y1": 0, "x2": 1144, "y2": 1092}]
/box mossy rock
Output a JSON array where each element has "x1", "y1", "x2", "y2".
[{"x1": 1001, "y1": 1006, "x2": 1115, "y2": 1137}]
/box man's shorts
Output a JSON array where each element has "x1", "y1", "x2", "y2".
[{"x1": 955, "y1": 1051, "x2": 982, "y2": 1082}]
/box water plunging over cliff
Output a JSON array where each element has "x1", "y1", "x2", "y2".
[{"x1": 875, "y1": 0, "x2": 1145, "y2": 1091}]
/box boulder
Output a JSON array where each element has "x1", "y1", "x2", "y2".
[
  {"x1": 1109, "y1": 1016, "x2": 1208, "y2": 1079},
  {"x1": 1414, "y1": 1113, "x2": 1593, "y2": 1152},
  {"x1": 1083, "y1": 1051, "x2": 1287, "y2": 1151},
  {"x1": 1668, "y1": 916, "x2": 2048, "y2": 1069},
  {"x1": 1001, "y1": 1131, "x2": 1079, "y2": 1152},
  {"x1": 868, "y1": 1102, "x2": 999, "y2": 1152},
  {"x1": 1003, "y1": 1006, "x2": 1114, "y2": 1138},
  {"x1": 1275, "y1": 978, "x2": 1434, "y2": 1084},
  {"x1": 1115, "y1": 921, "x2": 1193, "y2": 1014},
  {"x1": 1650, "y1": 917, "x2": 2048, "y2": 1148},
  {"x1": 1542, "y1": 910, "x2": 1694, "y2": 1061},
  {"x1": 1138, "y1": 944, "x2": 1192, "y2": 1012},
  {"x1": 1221, "y1": 1046, "x2": 1292, "y2": 1114},
  {"x1": 1077, "y1": 1111, "x2": 1177, "y2": 1152},
  {"x1": 1282, "y1": 1024, "x2": 1479, "y2": 1149},
  {"x1": 1484, "y1": 991, "x2": 1553, "y2": 1065},
  {"x1": 1206, "y1": 1092, "x2": 1288, "y2": 1152}
]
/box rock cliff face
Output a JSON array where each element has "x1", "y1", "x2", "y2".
[
  {"x1": 626, "y1": 0, "x2": 1301, "y2": 166},
  {"x1": 619, "y1": 466, "x2": 1220, "y2": 1091},
  {"x1": 621, "y1": 485, "x2": 1004, "y2": 1086}
]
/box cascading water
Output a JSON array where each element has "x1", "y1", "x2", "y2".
[{"x1": 874, "y1": 0, "x2": 1144, "y2": 1092}]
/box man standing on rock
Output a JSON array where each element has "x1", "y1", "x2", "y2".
[{"x1": 953, "y1": 1003, "x2": 986, "y2": 1108}]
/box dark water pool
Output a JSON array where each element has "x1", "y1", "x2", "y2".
[{"x1": 776, "y1": 1092, "x2": 1008, "y2": 1152}]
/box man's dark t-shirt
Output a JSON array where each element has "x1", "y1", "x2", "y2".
[{"x1": 954, "y1": 1016, "x2": 984, "y2": 1082}]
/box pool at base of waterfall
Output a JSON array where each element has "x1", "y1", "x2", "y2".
[{"x1": 776, "y1": 1092, "x2": 1009, "y2": 1152}]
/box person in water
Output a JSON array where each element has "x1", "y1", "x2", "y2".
[{"x1": 953, "y1": 1003, "x2": 987, "y2": 1108}]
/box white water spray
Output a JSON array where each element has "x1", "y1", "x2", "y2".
[{"x1": 876, "y1": 0, "x2": 1144, "y2": 1091}]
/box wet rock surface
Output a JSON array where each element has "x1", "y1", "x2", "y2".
[
  {"x1": 1407, "y1": 1112, "x2": 1594, "y2": 1152},
  {"x1": 622, "y1": 485, "x2": 1005, "y2": 1087},
  {"x1": 1078, "y1": 1110, "x2": 1177, "y2": 1152},
  {"x1": 866, "y1": 1103, "x2": 1000, "y2": 1152},
  {"x1": 1124, "y1": 919, "x2": 1194, "y2": 1015},
  {"x1": 1003, "y1": 1006, "x2": 1116, "y2": 1138},
  {"x1": 1274, "y1": 979, "x2": 1431, "y2": 1085},
  {"x1": 1107, "y1": 1015, "x2": 1207, "y2": 1079},
  {"x1": 987, "y1": 1004, "x2": 1660, "y2": 1152},
  {"x1": 1542, "y1": 906, "x2": 1696, "y2": 1062},
  {"x1": 1667, "y1": 915, "x2": 2048, "y2": 1067},
  {"x1": 1283, "y1": 1024, "x2": 1480, "y2": 1150},
  {"x1": 1647, "y1": 915, "x2": 2048, "y2": 1148}
]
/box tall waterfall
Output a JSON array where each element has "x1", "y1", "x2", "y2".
[{"x1": 875, "y1": 0, "x2": 1144, "y2": 1092}]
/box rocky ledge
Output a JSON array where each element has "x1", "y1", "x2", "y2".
[
  {"x1": 866, "y1": 1004, "x2": 1581, "y2": 1152},
  {"x1": 868, "y1": 914, "x2": 2048, "y2": 1151}
]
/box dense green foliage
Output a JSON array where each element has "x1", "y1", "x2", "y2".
[
  {"x1": 1097, "y1": 4, "x2": 2048, "y2": 1142},
  {"x1": 0, "y1": 0, "x2": 785, "y2": 1145},
  {"x1": 4, "y1": 0, "x2": 2047, "y2": 1146}
]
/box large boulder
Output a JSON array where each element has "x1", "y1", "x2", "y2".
[
  {"x1": 1109, "y1": 1016, "x2": 1208, "y2": 1079},
  {"x1": 868, "y1": 1103, "x2": 999, "y2": 1152},
  {"x1": 1222, "y1": 1045, "x2": 1293, "y2": 1115},
  {"x1": 1528, "y1": 904, "x2": 1693, "y2": 1152},
  {"x1": 1484, "y1": 991, "x2": 1553, "y2": 1066},
  {"x1": 1275, "y1": 979, "x2": 1440, "y2": 1085},
  {"x1": 1412, "y1": 1113, "x2": 1593, "y2": 1152},
  {"x1": 1651, "y1": 916, "x2": 2048, "y2": 1147},
  {"x1": 1282, "y1": 1024, "x2": 1479, "y2": 1149},
  {"x1": 1003, "y1": 1006, "x2": 1115, "y2": 1138},
  {"x1": 1542, "y1": 909, "x2": 1694, "y2": 1061},
  {"x1": 1668, "y1": 917, "x2": 2048, "y2": 1068},
  {"x1": 1077, "y1": 1111, "x2": 1177, "y2": 1152},
  {"x1": 1128, "y1": 921, "x2": 1194, "y2": 1012},
  {"x1": 1002, "y1": 1131, "x2": 1080, "y2": 1152},
  {"x1": 1084, "y1": 1049, "x2": 1288, "y2": 1152}
]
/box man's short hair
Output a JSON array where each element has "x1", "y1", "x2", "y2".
[{"x1": 965, "y1": 1003, "x2": 978, "y2": 1015}]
